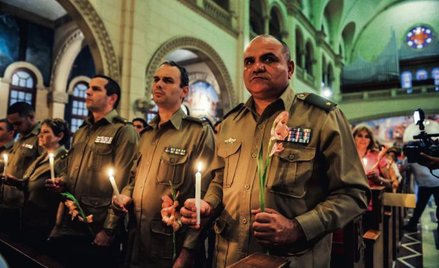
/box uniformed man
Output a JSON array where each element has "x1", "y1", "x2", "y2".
[
  {"x1": 113, "y1": 61, "x2": 216, "y2": 268},
  {"x1": 48, "y1": 75, "x2": 138, "y2": 267},
  {"x1": 0, "y1": 118, "x2": 15, "y2": 172},
  {"x1": 180, "y1": 35, "x2": 369, "y2": 267},
  {"x1": 1, "y1": 102, "x2": 41, "y2": 235}
]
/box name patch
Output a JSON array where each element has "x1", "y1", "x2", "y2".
[
  {"x1": 22, "y1": 144, "x2": 34, "y2": 149},
  {"x1": 95, "y1": 136, "x2": 113, "y2": 144},
  {"x1": 164, "y1": 147, "x2": 186, "y2": 156}
]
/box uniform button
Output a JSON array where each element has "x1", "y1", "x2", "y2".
[
  {"x1": 170, "y1": 158, "x2": 175, "y2": 163},
  {"x1": 241, "y1": 218, "x2": 248, "y2": 224},
  {"x1": 288, "y1": 154, "x2": 295, "y2": 160},
  {"x1": 244, "y1": 184, "x2": 250, "y2": 190},
  {"x1": 258, "y1": 124, "x2": 263, "y2": 129},
  {"x1": 251, "y1": 153, "x2": 257, "y2": 158}
]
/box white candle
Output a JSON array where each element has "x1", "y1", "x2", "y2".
[
  {"x1": 2, "y1": 153, "x2": 8, "y2": 177},
  {"x1": 108, "y1": 168, "x2": 120, "y2": 196},
  {"x1": 362, "y1": 158, "x2": 368, "y2": 173},
  {"x1": 195, "y1": 162, "x2": 202, "y2": 225},
  {"x1": 48, "y1": 153, "x2": 55, "y2": 181}
]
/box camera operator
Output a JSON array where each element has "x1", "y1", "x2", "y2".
[{"x1": 419, "y1": 152, "x2": 439, "y2": 170}]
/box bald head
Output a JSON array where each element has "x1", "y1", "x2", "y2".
[{"x1": 248, "y1": 35, "x2": 291, "y2": 62}]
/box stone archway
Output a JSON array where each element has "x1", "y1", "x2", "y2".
[
  {"x1": 57, "y1": 0, "x2": 119, "y2": 81},
  {"x1": 145, "y1": 36, "x2": 236, "y2": 112}
]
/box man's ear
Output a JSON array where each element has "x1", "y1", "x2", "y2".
[
  {"x1": 109, "y1": 94, "x2": 118, "y2": 107},
  {"x1": 181, "y1": 86, "x2": 189, "y2": 100},
  {"x1": 287, "y1": 60, "x2": 295, "y2": 79}
]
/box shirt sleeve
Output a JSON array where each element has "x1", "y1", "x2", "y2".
[
  {"x1": 295, "y1": 109, "x2": 370, "y2": 242},
  {"x1": 103, "y1": 124, "x2": 139, "y2": 230}
]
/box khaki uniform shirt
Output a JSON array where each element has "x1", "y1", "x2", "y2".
[
  {"x1": 121, "y1": 109, "x2": 215, "y2": 267},
  {"x1": 1, "y1": 123, "x2": 41, "y2": 208},
  {"x1": 55, "y1": 110, "x2": 138, "y2": 237},
  {"x1": 204, "y1": 88, "x2": 369, "y2": 268},
  {"x1": 22, "y1": 146, "x2": 68, "y2": 238}
]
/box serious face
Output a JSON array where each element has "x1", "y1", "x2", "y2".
[
  {"x1": 38, "y1": 123, "x2": 61, "y2": 150},
  {"x1": 86, "y1": 77, "x2": 113, "y2": 113},
  {"x1": 0, "y1": 122, "x2": 12, "y2": 143},
  {"x1": 243, "y1": 36, "x2": 294, "y2": 100},
  {"x1": 152, "y1": 64, "x2": 188, "y2": 110}
]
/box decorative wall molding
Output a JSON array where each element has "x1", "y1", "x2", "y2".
[{"x1": 145, "y1": 36, "x2": 236, "y2": 109}]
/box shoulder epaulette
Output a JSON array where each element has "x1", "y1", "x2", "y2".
[
  {"x1": 183, "y1": 116, "x2": 204, "y2": 125},
  {"x1": 223, "y1": 103, "x2": 244, "y2": 119},
  {"x1": 296, "y1": 93, "x2": 337, "y2": 112},
  {"x1": 113, "y1": 116, "x2": 129, "y2": 124},
  {"x1": 139, "y1": 125, "x2": 152, "y2": 135}
]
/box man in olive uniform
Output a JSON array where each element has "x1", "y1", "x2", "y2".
[
  {"x1": 0, "y1": 102, "x2": 41, "y2": 235},
  {"x1": 48, "y1": 75, "x2": 138, "y2": 267},
  {"x1": 113, "y1": 61, "x2": 216, "y2": 267},
  {"x1": 181, "y1": 35, "x2": 369, "y2": 267},
  {"x1": 0, "y1": 118, "x2": 15, "y2": 171}
]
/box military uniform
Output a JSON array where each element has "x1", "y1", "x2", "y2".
[
  {"x1": 21, "y1": 146, "x2": 68, "y2": 243},
  {"x1": 0, "y1": 122, "x2": 41, "y2": 208},
  {"x1": 52, "y1": 110, "x2": 138, "y2": 237},
  {"x1": 121, "y1": 108, "x2": 215, "y2": 268},
  {"x1": 204, "y1": 88, "x2": 369, "y2": 268}
]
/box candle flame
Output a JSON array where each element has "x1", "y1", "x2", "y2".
[
  {"x1": 48, "y1": 153, "x2": 54, "y2": 159},
  {"x1": 197, "y1": 162, "x2": 202, "y2": 172},
  {"x1": 108, "y1": 168, "x2": 114, "y2": 177},
  {"x1": 2, "y1": 153, "x2": 7, "y2": 161},
  {"x1": 362, "y1": 158, "x2": 368, "y2": 166}
]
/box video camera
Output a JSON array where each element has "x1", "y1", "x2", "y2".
[{"x1": 403, "y1": 109, "x2": 439, "y2": 163}]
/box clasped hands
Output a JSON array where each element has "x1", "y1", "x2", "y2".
[{"x1": 178, "y1": 199, "x2": 304, "y2": 247}]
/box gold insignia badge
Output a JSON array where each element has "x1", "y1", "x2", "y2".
[{"x1": 224, "y1": 138, "x2": 236, "y2": 144}]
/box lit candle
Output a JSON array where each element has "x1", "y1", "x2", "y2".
[
  {"x1": 195, "y1": 162, "x2": 202, "y2": 225},
  {"x1": 48, "y1": 153, "x2": 55, "y2": 181},
  {"x1": 108, "y1": 168, "x2": 120, "y2": 197},
  {"x1": 362, "y1": 158, "x2": 368, "y2": 173},
  {"x1": 2, "y1": 153, "x2": 8, "y2": 177}
]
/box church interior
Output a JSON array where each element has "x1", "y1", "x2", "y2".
[{"x1": 0, "y1": 0, "x2": 438, "y2": 267}]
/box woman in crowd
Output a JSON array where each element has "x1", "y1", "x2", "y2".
[
  {"x1": 21, "y1": 118, "x2": 70, "y2": 245},
  {"x1": 353, "y1": 124, "x2": 391, "y2": 189}
]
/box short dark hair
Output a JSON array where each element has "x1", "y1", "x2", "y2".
[
  {"x1": 0, "y1": 118, "x2": 14, "y2": 132},
  {"x1": 42, "y1": 118, "x2": 71, "y2": 148},
  {"x1": 7, "y1": 102, "x2": 35, "y2": 117},
  {"x1": 254, "y1": 34, "x2": 291, "y2": 61},
  {"x1": 160, "y1": 61, "x2": 189, "y2": 88},
  {"x1": 132, "y1": 117, "x2": 147, "y2": 128},
  {"x1": 92, "y1": 74, "x2": 121, "y2": 109}
]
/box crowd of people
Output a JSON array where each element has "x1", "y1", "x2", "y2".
[{"x1": 0, "y1": 34, "x2": 438, "y2": 268}]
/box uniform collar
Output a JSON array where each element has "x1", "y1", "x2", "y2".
[
  {"x1": 238, "y1": 86, "x2": 295, "y2": 122},
  {"x1": 20, "y1": 122, "x2": 41, "y2": 139},
  {"x1": 0, "y1": 140, "x2": 14, "y2": 151},
  {"x1": 84, "y1": 109, "x2": 119, "y2": 126},
  {"x1": 149, "y1": 108, "x2": 186, "y2": 130}
]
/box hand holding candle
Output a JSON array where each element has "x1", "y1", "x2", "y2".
[
  {"x1": 108, "y1": 168, "x2": 120, "y2": 197},
  {"x1": 48, "y1": 153, "x2": 55, "y2": 182},
  {"x1": 195, "y1": 162, "x2": 202, "y2": 225}
]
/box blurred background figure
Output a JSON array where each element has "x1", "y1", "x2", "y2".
[
  {"x1": 0, "y1": 118, "x2": 15, "y2": 172},
  {"x1": 131, "y1": 117, "x2": 147, "y2": 134}
]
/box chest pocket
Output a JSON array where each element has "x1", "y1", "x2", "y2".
[
  {"x1": 157, "y1": 152, "x2": 188, "y2": 187},
  {"x1": 268, "y1": 145, "x2": 315, "y2": 198},
  {"x1": 217, "y1": 141, "x2": 242, "y2": 188},
  {"x1": 91, "y1": 144, "x2": 113, "y2": 170}
]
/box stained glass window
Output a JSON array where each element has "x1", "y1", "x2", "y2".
[{"x1": 406, "y1": 26, "x2": 433, "y2": 49}]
